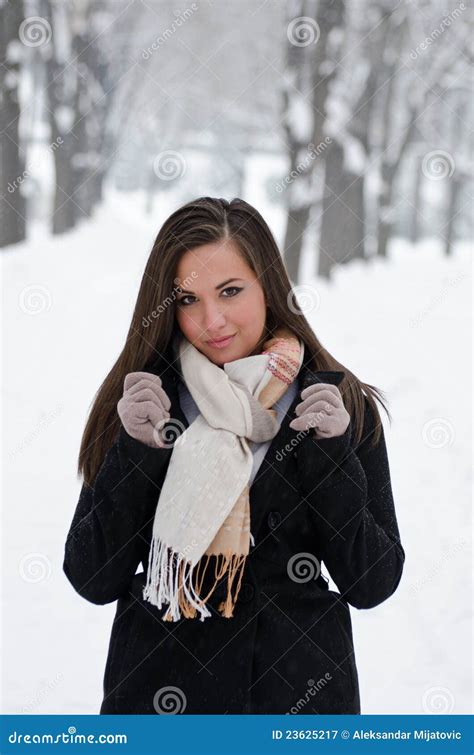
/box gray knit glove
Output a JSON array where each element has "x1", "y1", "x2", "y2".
[
  {"x1": 289, "y1": 383, "x2": 350, "y2": 438},
  {"x1": 117, "y1": 372, "x2": 171, "y2": 449}
]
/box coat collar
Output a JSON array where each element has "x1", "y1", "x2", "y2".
[{"x1": 145, "y1": 341, "x2": 345, "y2": 537}]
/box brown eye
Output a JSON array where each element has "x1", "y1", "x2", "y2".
[
  {"x1": 177, "y1": 295, "x2": 195, "y2": 306},
  {"x1": 222, "y1": 287, "x2": 242, "y2": 297},
  {"x1": 177, "y1": 287, "x2": 242, "y2": 306}
]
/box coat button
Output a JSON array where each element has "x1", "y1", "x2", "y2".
[
  {"x1": 267, "y1": 511, "x2": 281, "y2": 529},
  {"x1": 238, "y1": 582, "x2": 255, "y2": 603}
]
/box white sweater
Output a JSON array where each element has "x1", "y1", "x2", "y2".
[{"x1": 177, "y1": 376, "x2": 299, "y2": 486}]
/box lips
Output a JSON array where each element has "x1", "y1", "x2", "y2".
[{"x1": 206, "y1": 333, "x2": 236, "y2": 348}]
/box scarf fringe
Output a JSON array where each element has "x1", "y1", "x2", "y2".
[{"x1": 142, "y1": 535, "x2": 248, "y2": 622}]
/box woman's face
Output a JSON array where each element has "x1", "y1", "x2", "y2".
[{"x1": 174, "y1": 238, "x2": 267, "y2": 365}]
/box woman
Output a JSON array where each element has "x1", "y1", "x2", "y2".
[{"x1": 63, "y1": 196, "x2": 405, "y2": 715}]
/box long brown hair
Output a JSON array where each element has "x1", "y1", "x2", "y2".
[{"x1": 79, "y1": 196, "x2": 390, "y2": 486}]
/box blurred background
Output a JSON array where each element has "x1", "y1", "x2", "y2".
[{"x1": 1, "y1": 0, "x2": 472, "y2": 715}]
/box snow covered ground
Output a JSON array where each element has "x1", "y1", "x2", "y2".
[{"x1": 1, "y1": 186, "x2": 472, "y2": 714}]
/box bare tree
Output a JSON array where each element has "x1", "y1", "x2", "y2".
[
  {"x1": 373, "y1": 2, "x2": 472, "y2": 257},
  {"x1": 281, "y1": 0, "x2": 344, "y2": 283},
  {"x1": 37, "y1": 0, "x2": 129, "y2": 234},
  {"x1": 0, "y1": 0, "x2": 26, "y2": 248}
]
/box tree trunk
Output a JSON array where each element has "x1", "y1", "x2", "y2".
[
  {"x1": 444, "y1": 175, "x2": 461, "y2": 256},
  {"x1": 42, "y1": 0, "x2": 80, "y2": 234},
  {"x1": 282, "y1": 0, "x2": 344, "y2": 283},
  {"x1": 72, "y1": 21, "x2": 103, "y2": 218},
  {"x1": 52, "y1": 146, "x2": 78, "y2": 234},
  {"x1": 377, "y1": 219, "x2": 391, "y2": 258},
  {"x1": 409, "y1": 153, "x2": 423, "y2": 245},
  {"x1": 319, "y1": 141, "x2": 366, "y2": 277},
  {"x1": 0, "y1": 0, "x2": 27, "y2": 248},
  {"x1": 284, "y1": 205, "x2": 311, "y2": 282},
  {"x1": 377, "y1": 162, "x2": 396, "y2": 258}
]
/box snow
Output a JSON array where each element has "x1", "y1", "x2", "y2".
[
  {"x1": 287, "y1": 93, "x2": 314, "y2": 144},
  {"x1": 1, "y1": 191, "x2": 471, "y2": 714}
]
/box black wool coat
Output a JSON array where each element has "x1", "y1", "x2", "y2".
[{"x1": 63, "y1": 344, "x2": 405, "y2": 715}]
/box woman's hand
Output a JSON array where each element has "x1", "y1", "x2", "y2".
[
  {"x1": 117, "y1": 372, "x2": 172, "y2": 448},
  {"x1": 289, "y1": 383, "x2": 350, "y2": 439}
]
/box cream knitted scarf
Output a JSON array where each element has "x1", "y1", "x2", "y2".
[{"x1": 142, "y1": 326, "x2": 305, "y2": 622}]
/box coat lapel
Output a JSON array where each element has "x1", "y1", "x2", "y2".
[{"x1": 248, "y1": 360, "x2": 346, "y2": 538}]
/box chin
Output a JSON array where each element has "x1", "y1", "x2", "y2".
[{"x1": 198, "y1": 336, "x2": 260, "y2": 363}]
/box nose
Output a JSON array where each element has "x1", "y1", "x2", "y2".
[{"x1": 201, "y1": 300, "x2": 227, "y2": 333}]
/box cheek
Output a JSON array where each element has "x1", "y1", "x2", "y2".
[
  {"x1": 243, "y1": 289, "x2": 266, "y2": 323},
  {"x1": 175, "y1": 309, "x2": 195, "y2": 336}
]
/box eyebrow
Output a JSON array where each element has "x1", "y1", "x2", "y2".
[{"x1": 177, "y1": 277, "x2": 245, "y2": 294}]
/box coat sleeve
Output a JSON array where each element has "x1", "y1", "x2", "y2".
[
  {"x1": 295, "y1": 396, "x2": 405, "y2": 609},
  {"x1": 63, "y1": 427, "x2": 173, "y2": 605}
]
